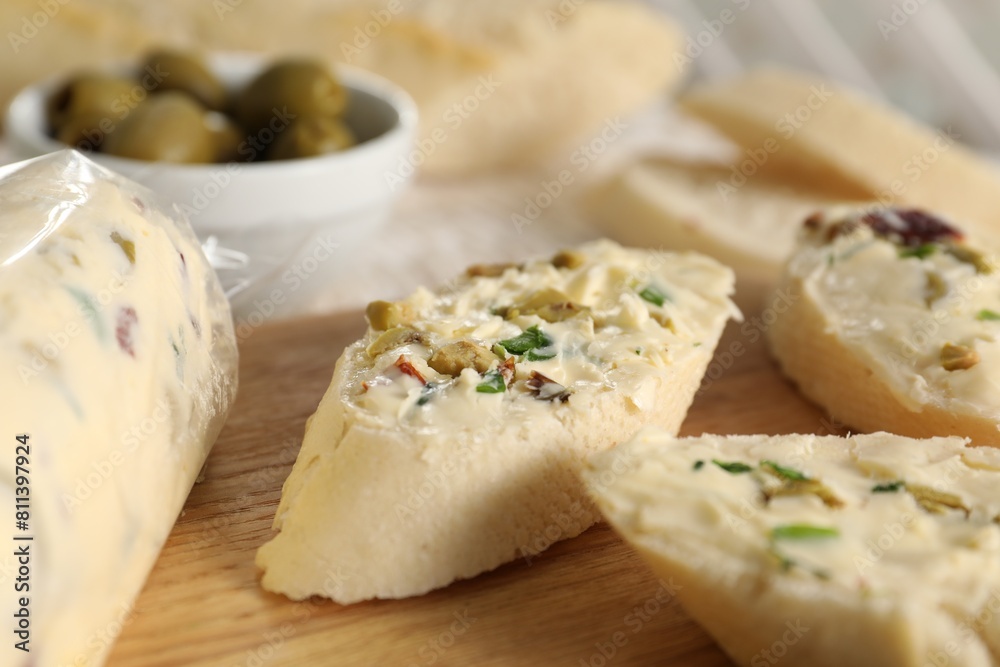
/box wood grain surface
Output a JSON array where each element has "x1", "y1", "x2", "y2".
[{"x1": 106, "y1": 306, "x2": 842, "y2": 667}]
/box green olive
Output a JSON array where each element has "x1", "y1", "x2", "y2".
[
  {"x1": 428, "y1": 341, "x2": 499, "y2": 376},
  {"x1": 102, "y1": 92, "x2": 215, "y2": 163},
  {"x1": 54, "y1": 113, "x2": 114, "y2": 151},
  {"x1": 204, "y1": 110, "x2": 244, "y2": 162},
  {"x1": 236, "y1": 60, "x2": 347, "y2": 134},
  {"x1": 47, "y1": 74, "x2": 135, "y2": 134},
  {"x1": 366, "y1": 300, "x2": 413, "y2": 331},
  {"x1": 267, "y1": 116, "x2": 354, "y2": 161},
  {"x1": 142, "y1": 50, "x2": 227, "y2": 111}
]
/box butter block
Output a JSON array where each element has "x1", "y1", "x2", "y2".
[{"x1": 0, "y1": 151, "x2": 237, "y2": 666}]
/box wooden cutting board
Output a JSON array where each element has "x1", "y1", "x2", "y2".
[{"x1": 106, "y1": 308, "x2": 841, "y2": 667}]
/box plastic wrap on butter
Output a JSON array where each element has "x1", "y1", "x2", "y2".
[{"x1": 0, "y1": 150, "x2": 238, "y2": 666}]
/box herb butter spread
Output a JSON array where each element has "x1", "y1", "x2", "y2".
[
  {"x1": 586, "y1": 430, "x2": 1000, "y2": 667},
  {"x1": 793, "y1": 208, "x2": 999, "y2": 416},
  {"x1": 767, "y1": 206, "x2": 1000, "y2": 446},
  {"x1": 257, "y1": 240, "x2": 738, "y2": 603},
  {"x1": 351, "y1": 239, "x2": 738, "y2": 427},
  {"x1": 0, "y1": 151, "x2": 237, "y2": 667}
]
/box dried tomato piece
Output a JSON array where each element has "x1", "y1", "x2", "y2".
[
  {"x1": 860, "y1": 208, "x2": 963, "y2": 247},
  {"x1": 394, "y1": 355, "x2": 426, "y2": 385},
  {"x1": 116, "y1": 306, "x2": 138, "y2": 357}
]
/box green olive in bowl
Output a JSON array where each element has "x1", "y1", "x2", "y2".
[
  {"x1": 46, "y1": 74, "x2": 135, "y2": 133},
  {"x1": 142, "y1": 50, "x2": 227, "y2": 111},
  {"x1": 235, "y1": 60, "x2": 347, "y2": 135},
  {"x1": 53, "y1": 113, "x2": 115, "y2": 150},
  {"x1": 268, "y1": 116, "x2": 355, "y2": 161},
  {"x1": 102, "y1": 92, "x2": 216, "y2": 163},
  {"x1": 205, "y1": 110, "x2": 244, "y2": 162}
]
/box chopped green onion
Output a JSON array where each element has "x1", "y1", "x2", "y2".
[
  {"x1": 692, "y1": 460, "x2": 705, "y2": 471},
  {"x1": 771, "y1": 524, "x2": 840, "y2": 540},
  {"x1": 525, "y1": 346, "x2": 556, "y2": 361},
  {"x1": 638, "y1": 285, "x2": 668, "y2": 307},
  {"x1": 499, "y1": 326, "x2": 553, "y2": 356},
  {"x1": 476, "y1": 370, "x2": 506, "y2": 394},
  {"x1": 767, "y1": 546, "x2": 796, "y2": 572},
  {"x1": 899, "y1": 243, "x2": 936, "y2": 260},
  {"x1": 761, "y1": 460, "x2": 809, "y2": 481},
  {"x1": 977, "y1": 309, "x2": 1000, "y2": 321},
  {"x1": 416, "y1": 382, "x2": 441, "y2": 406},
  {"x1": 872, "y1": 481, "x2": 904, "y2": 493},
  {"x1": 712, "y1": 459, "x2": 753, "y2": 474}
]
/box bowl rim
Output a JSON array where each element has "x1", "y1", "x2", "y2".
[{"x1": 4, "y1": 52, "x2": 419, "y2": 175}]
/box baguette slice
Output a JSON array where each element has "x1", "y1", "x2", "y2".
[
  {"x1": 399, "y1": 0, "x2": 684, "y2": 174},
  {"x1": 256, "y1": 240, "x2": 739, "y2": 603},
  {"x1": 585, "y1": 157, "x2": 863, "y2": 285},
  {"x1": 680, "y1": 68, "x2": 1000, "y2": 246},
  {"x1": 584, "y1": 430, "x2": 1000, "y2": 667},
  {"x1": 768, "y1": 207, "x2": 1000, "y2": 446}
]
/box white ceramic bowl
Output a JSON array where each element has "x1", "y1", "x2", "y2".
[{"x1": 4, "y1": 52, "x2": 418, "y2": 319}]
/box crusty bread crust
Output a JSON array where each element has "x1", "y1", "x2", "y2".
[
  {"x1": 766, "y1": 272, "x2": 1000, "y2": 447},
  {"x1": 256, "y1": 339, "x2": 722, "y2": 603},
  {"x1": 680, "y1": 68, "x2": 1000, "y2": 245},
  {"x1": 627, "y1": 539, "x2": 916, "y2": 667}
]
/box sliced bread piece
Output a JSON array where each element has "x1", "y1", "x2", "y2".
[
  {"x1": 584, "y1": 430, "x2": 1000, "y2": 667},
  {"x1": 584, "y1": 157, "x2": 864, "y2": 286},
  {"x1": 256, "y1": 239, "x2": 739, "y2": 603},
  {"x1": 679, "y1": 68, "x2": 1000, "y2": 245},
  {"x1": 767, "y1": 207, "x2": 1000, "y2": 446}
]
